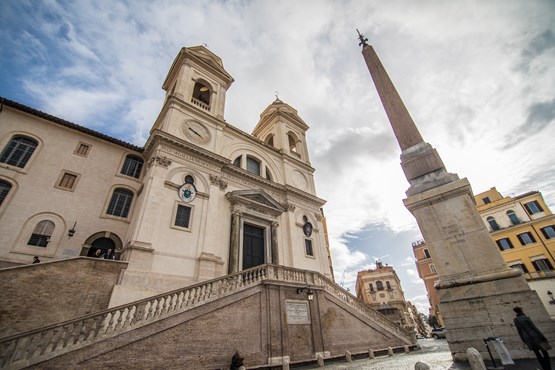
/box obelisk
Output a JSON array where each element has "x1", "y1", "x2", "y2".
[{"x1": 357, "y1": 30, "x2": 554, "y2": 360}]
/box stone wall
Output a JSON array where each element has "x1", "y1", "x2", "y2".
[
  {"x1": 0, "y1": 257, "x2": 127, "y2": 339},
  {"x1": 38, "y1": 283, "x2": 413, "y2": 369}
]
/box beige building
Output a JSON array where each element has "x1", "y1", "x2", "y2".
[
  {"x1": 0, "y1": 46, "x2": 333, "y2": 306},
  {"x1": 355, "y1": 262, "x2": 416, "y2": 333},
  {"x1": 0, "y1": 45, "x2": 416, "y2": 369}
]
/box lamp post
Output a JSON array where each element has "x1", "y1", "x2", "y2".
[{"x1": 296, "y1": 287, "x2": 314, "y2": 301}]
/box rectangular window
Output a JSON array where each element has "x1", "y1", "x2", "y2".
[
  {"x1": 424, "y1": 249, "x2": 431, "y2": 259},
  {"x1": 58, "y1": 173, "x2": 77, "y2": 190},
  {"x1": 386, "y1": 281, "x2": 392, "y2": 290},
  {"x1": 369, "y1": 283, "x2": 374, "y2": 291},
  {"x1": 495, "y1": 238, "x2": 514, "y2": 251},
  {"x1": 75, "y1": 143, "x2": 91, "y2": 157},
  {"x1": 532, "y1": 258, "x2": 554, "y2": 272},
  {"x1": 175, "y1": 204, "x2": 192, "y2": 229},
  {"x1": 540, "y1": 225, "x2": 555, "y2": 239},
  {"x1": 305, "y1": 239, "x2": 313, "y2": 256},
  {"x1": 509, "y1": 263, "x2": 529, "y2": 274},
  {"x1": 524, "y1": 200, "x2": 544, "y2": 215},
  {"x1": 482, "y1": 197, "x2": 491, "y2": 204},
  {"x1": 517, "y1": 232, "x2": 536, "y2": 245},
  {"x1": 430, "y1": 264, "x2": 437, "y2": 274}
]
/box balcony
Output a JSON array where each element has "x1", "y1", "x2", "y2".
[{"x1": 191, "y1": 97, "x2": 210, "y2": 111}]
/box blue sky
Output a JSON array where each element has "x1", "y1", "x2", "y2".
[{"x1": 1, "y1": 0, "x2": 554, "y2": 314}]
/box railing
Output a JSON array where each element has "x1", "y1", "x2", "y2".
[
  {"x1": 190, "y1": 97, "x2": 210, "y2": 111},
  {"x1": 0, "y1": 265, "x2": 412, "y2": 369}
]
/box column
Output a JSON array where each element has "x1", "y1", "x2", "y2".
[
  {"x1": 271, "y1": 221, "x2": 279, "y2": 265},
  {"x1": 229, "y1": 211, "x2": 241, "y2": 273}
]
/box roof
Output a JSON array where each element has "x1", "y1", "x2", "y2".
[
  {"x1": 0, "y1": 97, "x2": 143, "y2": 153},
  {"x1": 514, "y1": 191, "x2": 539, "y2": 200}
]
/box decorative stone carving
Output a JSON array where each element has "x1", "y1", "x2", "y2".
[
  {"x1": 314, "y1": 212, "x2": 322, "y2": 221},
  {"x1": 283, "y1": 203, "x2": 295, "y2": 212},
  {"x1": 209, "y1": 175, "x2": 228, "y2": 190},
  {"x1": 147, "y1": 155, "x2": 172, "y2": 169}
]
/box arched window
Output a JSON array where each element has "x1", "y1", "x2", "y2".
[
  {"x1": 487, "y1": 216, "x2": 500, "y2": 231},
  {"x1": 121, "y1": 155, "x2": 143, "y2": 179},
  {"x1": 0, "y1": 180, "x2": 12, "y2": 206},
  {"x1": 376, "y1": 281, "x2": 384, "y2": 291},
  {"x1": 233, "y1": 156, "x2": 241, "y2": 167},
  {"x1": 27, "y1": 220, "x2": 55, "y2": 247},
  {"x1": 507, "y1": 210, "x2": 521, "y2": 225},
  {"x1": 192, "y1": 82, "x2": 211, "y2": 109},
  {"x1": 386, "y1": 281, "x2": 392, "y2": 290},
  {"x1": 265, "y1": 169, "x2": 272, "y2": 181},
  {"x1": 107, "y1": 188, "x2": 134, "y2": 218},
  {"x1": 0, "y1": 136, "x2": 38, "y2": 168},
  {"x1": 265, "y1": 134, "x2": 274, "y2": 147},
  {"x1": 288, "y1": 133, "x2": 298, "y2": 153},
  {"x1": 246, "y1": 156, "x2": 261, "y2": 176}
]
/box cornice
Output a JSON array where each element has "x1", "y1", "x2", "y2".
[
  {"x1": 0, "y1": 97, "x2": 143, "y2": 153},
  {"x1": 145, "y1": 130, "x2": 229, "y2": 168}
]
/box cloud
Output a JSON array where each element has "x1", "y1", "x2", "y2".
[{"x1": 1, "y1": 0, "x2": 555, "y2": 316}]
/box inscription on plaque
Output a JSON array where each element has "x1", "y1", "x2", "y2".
[{"x1": 285, "y1": 300, "x2": 310, "y2": 324}]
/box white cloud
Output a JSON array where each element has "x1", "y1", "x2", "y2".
[{"x1": 2, "y1": 0, "x2": 554, "y2": 314}]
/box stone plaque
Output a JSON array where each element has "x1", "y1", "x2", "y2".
[{"x1": 285, "y1": 300, "x2": 310, "y2": 324}]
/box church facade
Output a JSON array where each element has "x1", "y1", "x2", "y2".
[{"x1": 0, "y1": 46, "x2": 333, "y2": 306}]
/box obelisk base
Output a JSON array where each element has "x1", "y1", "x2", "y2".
[{"x1": 438, "y1": 274, "x2": 555, "y2": 361}]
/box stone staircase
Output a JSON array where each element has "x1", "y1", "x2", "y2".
[{"x1": 0, "y1": 264, "x2": 413, "y2": 369}]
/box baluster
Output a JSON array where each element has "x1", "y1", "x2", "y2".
[
  {"x1": 105, "y1": 312, "x2": 116, "y2": 334},
  {"x1": 182, "y1": 289, "x2": 191, "y2": 308},
  {"x1": 176, "y1": 291, "x2": 185, "y2": 309},
  {"x1": 38, "y1": 329, "x2": 54, "y2": 356},
  {"x1": 91, "y1": 315, "x2": 104, "y2": 338},
  {"x1": 48, "y1": 327, "x2": 62, "y2": 353},
  {"x1": 148, "y1": 299, "x2": 158, "y2": 320},
  {"x1": 0, "y1": 339, "x2": 17, "y2": 367}
]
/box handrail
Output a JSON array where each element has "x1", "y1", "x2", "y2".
[{"x1": 0, "y1": 265, "x2": 412, "y2": 369}]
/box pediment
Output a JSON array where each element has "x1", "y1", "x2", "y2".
[{"x1": 226, "y1": 189, "x2": 285, "y2": 215}]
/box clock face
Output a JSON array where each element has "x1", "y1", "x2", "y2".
[{"x1": 182, "y1": 120, "x2": 210, "y2": 145}]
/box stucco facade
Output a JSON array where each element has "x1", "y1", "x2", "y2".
[
  {"x1": 0, "y1": 46, "x2": 333, "y2": 307},
  {"x1": 355, "y1": 262, "x2": 416, "y2": 333}
]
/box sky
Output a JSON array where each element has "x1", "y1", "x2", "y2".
[{"x1": 1, "y1": 0, "x2": 554, "y2": 314}]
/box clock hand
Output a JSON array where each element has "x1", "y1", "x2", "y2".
[{"x1": 189, "y1": 127, "x2": 202, "y2": 138}]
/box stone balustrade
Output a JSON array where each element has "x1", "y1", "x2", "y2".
[
  {"x1": 0, "y1": 264, "x2": 412, "y2": 369},
  {"x1": 190, "y1": 97, "x2": 210, "y2": 111}
]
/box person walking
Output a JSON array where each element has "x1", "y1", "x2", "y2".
[{"x1": 513, "y1": 306, "x2": 552, "y2": 370}]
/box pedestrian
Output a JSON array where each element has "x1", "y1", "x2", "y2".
[
  {"x1": 32, "y1": 256, "x2": 40, "y2": 264},
  {"x1": 101, "y1": 248, "x2": 115, "y2": 260},
  {"x1": 513, "y1": 306, "x2": 552, "y2": 370},
  {"x1": 230, "y1": 350, "x2": 244, "y2": 370},
  {"x1": 93, "y1": 249, "x2": 102, "y2": 258}
]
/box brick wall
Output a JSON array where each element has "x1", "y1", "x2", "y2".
[{"x1": 0, "y1": 257, "x2": 127, "y2": 339}]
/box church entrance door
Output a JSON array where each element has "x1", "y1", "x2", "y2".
[{"x1": 243, "y1": 224, "x2": 265, "y2": 269}]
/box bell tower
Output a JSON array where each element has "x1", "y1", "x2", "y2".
[
  {"x1": 151, "y1": 46, "x2": 234, "y2": 142},
  {"x1": 252, "y1": 97, "x2": 311, "y2": 165}
]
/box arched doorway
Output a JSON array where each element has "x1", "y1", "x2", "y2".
[
  {"x1": 81, "y1": 232, "x2": 123, "y2": 259},
  {"x1": 87, "y1": 237, "x2": 116, "y2": 257}
]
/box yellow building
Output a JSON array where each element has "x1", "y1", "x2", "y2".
[
  {"x1": 355, "y1": 262, "x2": 417, "y2": 333},
  {"x1": 414, "y1": 187, "x2": 555, "y2": 321},
  {"x1": 412, "y1": 239, "x2": 444, "y2": 327}
]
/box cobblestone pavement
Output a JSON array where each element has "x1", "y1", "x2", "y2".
[
  {"x1": 294, "y1": 339, "x2": 552, "y2": 370},
  {"x1": 296, "y1": 339, "x2": 469, "y2": 370}
]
